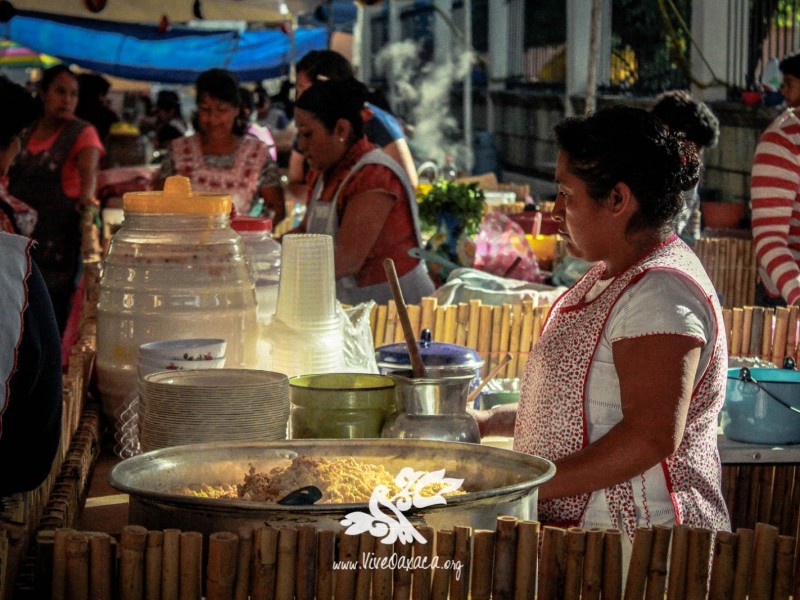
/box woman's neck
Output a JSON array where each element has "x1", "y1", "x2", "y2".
[
  {"x1": 34, "y1": 116, "x2": 68, "y2": 138},
  {"x1": 603, "y1": 227, "x2": 672, "y2": 278},
  {"x1": 201, "y1": 133, "x2": 239, "y2": 155}
]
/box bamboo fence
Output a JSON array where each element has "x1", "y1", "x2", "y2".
[
  {"x1": 694, "y1": 237, "x2": 758, "y2": 309},
  {"x1": 23, "y1": 520, "x2": 799, "y2": 600}
]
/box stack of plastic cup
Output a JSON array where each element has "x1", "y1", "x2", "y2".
[{"x1": 263, "y1": 233, "x2": 345, "y2": 377}]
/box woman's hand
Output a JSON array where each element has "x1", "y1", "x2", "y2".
[
  {"x1": 538, "y1": 333, "x2": 702, "y2": 501},
  {"x1": 468, "y1": 404, "x2": 517, "y2": 438}
]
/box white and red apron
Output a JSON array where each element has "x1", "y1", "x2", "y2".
[
  {"x1": 515, "y1": 235, "x2": 730, "y2": 539},
  {"x1": 170, "y1": 134, "x2": 270, "y2": 216}
]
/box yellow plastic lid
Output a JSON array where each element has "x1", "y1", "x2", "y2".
[{"x1": 123, "y1": 176, "x2": 232, "y2": 215}]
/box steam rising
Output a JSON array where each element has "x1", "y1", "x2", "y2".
[{"x1": 375, "y1": 40, "x2": 474, "y2": 171}]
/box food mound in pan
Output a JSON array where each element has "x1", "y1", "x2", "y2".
[{"x1": 176, "y1": 455, "x2": 465, "y2": 504}]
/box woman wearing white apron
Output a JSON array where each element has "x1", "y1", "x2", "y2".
[
  {"x1": 293, "y1": 77, "x2": 434, "y2": 306},
  {"x1": 474, "y1": 106, "x2": 731, "y2": 542}
]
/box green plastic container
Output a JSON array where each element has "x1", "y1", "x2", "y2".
[{"x1": 289, "y1": 373, "x2": 396, "y2": 439}]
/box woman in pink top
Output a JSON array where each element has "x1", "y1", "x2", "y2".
[{"x1": 8, "y1": 65, "x2": 104, "y2": 334}]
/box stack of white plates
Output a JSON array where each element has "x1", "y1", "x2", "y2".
[{"x1": 139, "y1": 369, "x2": 289, "y2": 452}]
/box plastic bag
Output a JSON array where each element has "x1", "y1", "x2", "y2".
[
  {"x1": 338, "y1": 300, "x2": 379, "y2": 373},
  {"x1": 473, "y1": 211, "x2": 544, "y2": 282}
]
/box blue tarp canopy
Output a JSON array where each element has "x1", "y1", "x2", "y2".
[{"x1": 1, "y1": 10, "x2": 329, "y2": 83}]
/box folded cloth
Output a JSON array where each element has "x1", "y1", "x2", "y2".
[{"x1": 430, "y1": 267, "x2": 566, "y2": 306}]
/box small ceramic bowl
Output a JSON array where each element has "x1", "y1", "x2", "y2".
[{"x1": 139, "y1": 338, "x2": 227, "y2": 361}]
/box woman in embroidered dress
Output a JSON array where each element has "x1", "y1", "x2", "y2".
[
  {"x1": 8, "y1": 65, "x2": 104, "y2": 335},
  {"x1": 292, "y1": 77, "x2": 434, "y2": 306},
  {"x1": 159, "y1": 68, "x2": 283, "y2": 219},
  {"x1": 474, "y1": 106, "x2": 730, "y2": 541}
]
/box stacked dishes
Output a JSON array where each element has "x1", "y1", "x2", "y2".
[
  {"x1": 138, "y1": 369, "x2": 289, "y2": 452},
  {"x1": 263, "y1": 234, "x2": 345, "y2": 377},
  {"x1": 138, "y1": 338, "x2": 227, "y2": 377}
]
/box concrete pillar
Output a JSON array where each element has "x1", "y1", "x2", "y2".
[
  {"x1": 566, "y1": 0, "x2": 611, "y2": 116},
  {"x1": 691, "y1": 0, "x2": 737, "y2": 101},
  {"x1": 433, "y1": 0, "x2": 453, "y2": 66}
]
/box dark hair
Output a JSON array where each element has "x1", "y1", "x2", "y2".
[
  {"x1": 651, "y1": 90, "x2": 720, "y2": 148},
  {"x1": 294, "y1": 77, "x2": 368, "y2": 141},
  {"x1": 296, "y1": 50, "x2": 354, "y2": 83},
  {"x1": 39, "y1": 64, "x2": 77, "y2": 93},
  {"x1": 554, "y1": 105, "x2": 701, "y2": 231},
  {"x1": 77, "y1": 73, "x2": 111, "y2": 100},
  {"x1": 194, "y1": 68, "x2": 247, "y2": 135},
  {"x1": 0, "y1": 77, "x2": 38, "y2": 148},
  {"x1": 156, "y1": 90, "x2": 182, "y2": 114},
  {"x1": 780, "y1": 52, "x2": 800, "y2": 79}
]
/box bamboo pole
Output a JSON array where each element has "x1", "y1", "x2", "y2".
[
  {"x1": 317, "y1": 530, "x2": 336, "y2": 600},
  {"x1": 514, "y1": 521, "x2": 540, "y2": 600},
  {"x1": 731, "y1": 528, "x2": 754, "y2": 600},
  {"x1": 538, "y1": 526, "x2": 565, "y2": 600},
  {"x1": 144, "y1": 530, "x2": 163, "y2": 600},
  {"x1": 179, "y1": 531, "x2": 203, "y2": 600},
  {"x1": 581, "y1": 528, "x2": 604, "y2": 600},
  {"x1": 563, "y1": 528, "x2": 585, "y2": 600},
  {"x1": 275, "y1": 528, "x2": 298, "y2": 600},
  {"x1": 644, "y1": 525, "x2": 671, "y2": 600},
  {"x1": 385, "y1": 301, "x2": 398, "y2": 346},
  {"x1": 450, "y1": 526, "x2": 471, "y2": 600},
  {"x1": 207, "y1": 531, "x2": 239, "y2": 600},
  {"x1": 498, "y1": 304, "x2": 512, "y2": 378},
  {"x1": 374, "y1": 305, "x2": 388, "y2": 349},
  {"x1": 601, "y1": 529, "x2": 622, "y2": 600},
  {"x1": 708, "y1": 530, "x2": 736, "y2": 600},
  {"x1": 749, "y1": 306, "x2": 764, "y2": 357},
  {"x1": 623, "y1": 527, "x2": 653, "y2": 600},
  {"x1": 443, "y1": 305, "x2": 458, "y2": 345},
  {"x1": 749, "y1": 522, "x2": 778, "y2": 600},
  {"x1": 65, "y1": 532, "x2": 89, "y2": 600},
  {"x1": 354, "y1": 532, "x2": 374, "y2": 600},
  {"x1": 334, "y1": 530, "x2": 358, "y2": 600},
  {"x1": 430, "y1": 530, "x2": 454, "y2": 600},
  {"x1": 773, "y1": 534, "x2": 795, "y2": 600},
  {"x1": 722, "y1": 309, "x2": 733, "y2": 351},
  {"x1": 406, "y1": 304, "x2": 422, "y2": 341},
  {"x1": 433, "y1": 306, "x2": 446, "y2": 343},
  {"x1": 787, "y1": 305, "x2": 799, "y2": 362},
  {"x1": 469, "y1": 530, "x2": 494, "y2": 600},
  {"x1": 761, "y1": 308, "x2": 774, "y2": 361},
  {"x1": 412, "y1": 527, "x2": 433, "y2": 600},
  {"x1": 507, "y1": 304, "x2": 523, "y2": 378},
  {"x1": 297, "y1": 525, "x2": 318, "y2": 600},
  {"x1": 88, "y1": 533, "x2": 114, "y2": 600},
  {"x1": 455, "y1": 303, "x2": 469, "y2": 347},
  {"x1": 477, "y1": 306, "x2": 493, "y2": 371},
  {"x1": 773, "y1": 306, "x2": 791, "y2": 366},
  {"x1": 119, "y1": 525, "x2": 148, "y2": 600},
  {"x1": 420, "y1": 297, "x2": 437, "y2": 335},
  {"x1": 234, "y1": 527, "x2": 253, "y2": 600},
  {"x1": 370, "y1": 534, "x2": 393, "y2": 600},
  {"x1": 491, "y1": 517, "x2": 517, "y2": 600},
  {"x1": 392, "y1": 537, "x2": 413, "y2": 600},
  {"x1": 686, "y1": 527, "x2": 713, "y2": 599},
  {"x1": 742, "y1": 306, "x2": 754, "y2": 358},
  {"x1": 250, "y1": 527, "x2": 278, "y2": 600},
  {"x1": 665, "y1": 524, "x2": 690, "y2": 600},
  {"x1": 161, "y1": 529, "x2": 181, "y2": 600},
  {"x1": 51, "y1": 527, "x2": 75, "y2": 600},
  {"x1": 466, "y1": 299, "x2": 481, "y2": 350},
  {"x1": 731, "y1": 307, "x2": 744, "y2": 356}
]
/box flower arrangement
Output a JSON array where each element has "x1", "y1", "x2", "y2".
[{"x1": 416, "y1": 181, "x2": 486, "y2": 237}]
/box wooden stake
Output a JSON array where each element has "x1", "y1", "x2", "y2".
[
  {"x1": 51, "y1": 527, "x2": 75, "y2": 600},
  {"x1": 161, "y1": 529, "x2": 181, "y2": 600},
  {"x1": 773, "y1": 534, "x2": 795, "y2": 600},
  {"x1": 412, "y1": 527, "x2": 434, "y2": 600},
  {"x1": 732, "y1": 528, "x2": 754, "y2": 600},
  {"x1": 233, "y1": 527, "x2": 253, "y2": 600},
  {"x1": 562, "y1": 528, "x2": 585, "y2": 600},
  {"x1": 491, "y1": 517, "x2": 517, "y2": 600},
  {"x1": 275, "y1": 528, "x2": 298, "y2": 600},
  {"x1": 749, "y1": 522, "x2": 778, "y2": 600},
  {"x1": 370, "y1": 535, "x2": 393, "y2": 600},
  {"x1": 334, "y1": 530, "x2": 358, "y2": 600},
  {"x1": 581, "y1": 529, "x2": 604, "y2": 600},
  {"x1": 144, "y1": 530, "x2": 163, "y2": 600},
  {"x1": 178, "y1": 531, "x2": 203, "y2": 600},
  {"x1": 538, "y1": 526, "x2": 565, "y2": 600},
  {"x1": 708, "y1": 530, "x2": 736, "y2": 600},
  {"x1": 88, "y1": 533, "x2": 114, "y2": 600},
  {"x1": 430, "y1": 530, "x2": 454, "y2": 600},
  {"x1": 296, "y1": 525, "x2": 318, "y2": 600},
  {"x1": 354, "y1": 532, "x2": 374, "y2": 600},
  {"x1": 207, "y1": 531, "x2": 239, "y2": 600},
  {"x1": 686, "y1": 527, "x2": 713, "y2": 599},
  {"x1": 450, "y1": 526, "x2": 471, "y2": 600},
  {"x1": 665, "y1": 524, "x2": 689, "y2": 600},
  {"x1": 316, "y1": 530, "x2": 335, "y2": 600},
  {"x1": 65, "y1": 533, "x2": 89, "y2": 600},
  {"x1": 119, "y1": 525, "x2": 148, "y2": 600},
  {"x1": 514, "y1": 521, "x2": 540, "y2": 600},
  {"x1": 643, "y1": 525, "x2": 671, "y2": 600},
  {"x1": 624, "y1": 527, "x2": 653, "y2": 600},
  {"x1": 250, "y1": 527, "x2": 278, "y2": 600},
  {"x1": 602, "y1": 529, "x2": 622, "y2": 600},
  {"x1": 469, "y1": 530, "x2": 495, "y2": 600}
]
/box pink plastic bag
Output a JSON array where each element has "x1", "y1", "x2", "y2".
[{"x1": 472, "y1": 211, "x2": 544, "y2": 282}]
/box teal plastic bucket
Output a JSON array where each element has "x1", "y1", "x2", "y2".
[{"x1": 723, "y1": 367, "x2": 800, "y2": 445}]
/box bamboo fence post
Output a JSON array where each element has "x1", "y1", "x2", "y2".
[
  {"x1": 770, "y1": 466, "x2": 791, "y2": 532},
  {"x1": 450, "y1": 526, "x2": 471, "y2": 600},
  {"x1": 161, "y1": 529, "x2": 181, "y2": 600},
  {"x1": 430, "y1": 530, "x2": 454, "y2": 600},
  {"x1": 51, "y1": 527, "x2": 75, "y2": 600},
  {"x1": 392, "y1": 537, "x2": 413, "y2": 600},
  {"x1": 233, "y1": 527, "x2": 253, "y2": 600},
  {"x1": 385, "y1": 301, "x2": 398, "y2": 346},
  {"x1": 296, "y1": 525, "x2": 318, "y2": 600},
  {"x1": 178, "y1": 531, "x2": 203, "y2": 600},
  {"x1": 65, "y1": 532, "x2": 89, "y2": 600},
  {"x1": 469, "y1": 530, "x2": 494, "y2": 600},
  {"x1": 250, "y1": 527, "x2": 278, "y2": 600},
  {"x1": 374, "y1": 305, "x2": 388, "y2": 348},
  {"x1": 516, "y1": 310, "x2": 534, "y2": 379},
  {"x1": 407, "y1": 304, "x2": 422, "y2": 341},
  {"x1": 773, "y1": 534, "x2": 795, "y2": 600},
  {"x1": 466, "y1": 299, "x2": 481, "y2": 351},
  {"x1": 665, "y1": 524, "x2": 690, "y2": 600},
  {"x1": 741, "y1": 306, "x2": 753, "y2": 357},
  {"x1": 334, "y1": 530, "x2": 358, "y2": 600},
  {"x1": 433, "y1": 306, "x2": 446, "y2": 343},
  {"x1": 354, "y1": 532, "x2": 374, "y2": 600},
  {"x1": 708, "y1": 530, "x2": 737, "y2": 600},
  {"x1": 207, "y1": 531, "x2": 239, "y2": 600},
  {"x1": 773, "y1": 306, "x2": 791, "y2": 366},
  {"x1": 370, "y1": 535, "x2": 393, "y2": 600},
  {"x1": 443, "y1": 305, "x2": 458, "y2": 345},
  {"x1": 514, "y1": 521, "x2": 539, "y2": 600},
  {"x1": 581, "y1": 528, "x2": 604, "y2": 600},
  {"x1": 370, "y1": 304, "x2": 378, "y2": 342},
  {"x1": 686, "y1": 527, "x2": 713, "y2": 599},
  {"x1": 420, "y1": 297, "x2": 437, "y2": 335},
  {"x1": 538, "y1": 526, "x2": 565, "y2": 600},
  {"x1": 749, "y1": 522, "x2": 778, "y2": 600},
  {"x1": 601, "y1": 529, "x2": 622, "y2": 600},
  {"x1": 761, "y1": 308, "x2": 774, "y2": 361},
  {"x1": 563, "y1": 528, "x2": 585, "y2": 600},
  {"x1": 275, "y1": 528, "x2": 298, "y2": 600},
  {"x1": 623, "y1": 527, "x2": 653, "y2": 600},
  {"x1": 485, "y1": 305, "x2": 501, "y2": 374},
  {"x1": 731, "y1": 307, "x2": 744, "y2": 356},
  {"x1": 491, "y1": 517, "x2": 517, "y2": 600},
  {"x1": 316, "y1": 530, "x2": 335, "y2": 600},
  {"x1": 412, "y1": 527, "x2": 433, "y2": 600},
  {"x1": 643, "y1": 524, "x2": 671, "y2": 600},
  {"x1": 498, "y1": 304, "x2": 512, "y2": 378},
  {"x1": 477, "y1": 306, "x2": 493, "y2": 374},
  {"x1": 757, "y1": 466, "x2": 775, "y2": 526},
  {"x1": 750, "y1": 307, "x2": 765, "y2": 358},
  {"x1": 455, "y1": 303, "x2": 469, "y2": 347},
  {"x1": 787, "y1": 305, "x2": 799, "y2": 361},
  {"x1": 731, "y1": 528, "x2": 754, "y2": 600},
  {"x1": 88, "y1": 532, "x2": 114, "y2": 600},
  {"x1": 722, "y1": 309, "x2": 733, "y2": 351},
  {"x1": 144, "y1": 530, "x2": 163, "y2": 600},
  {"x1": 119, "y1": 525, "x2": 148, "y2": 600},
  {"x1": 507, "y1": 304, "x2": 523, "y2": 378}
]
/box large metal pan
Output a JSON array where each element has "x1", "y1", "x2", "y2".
[{"x1": 110, "y1": 439, "x2": 555, "y2": 537}]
